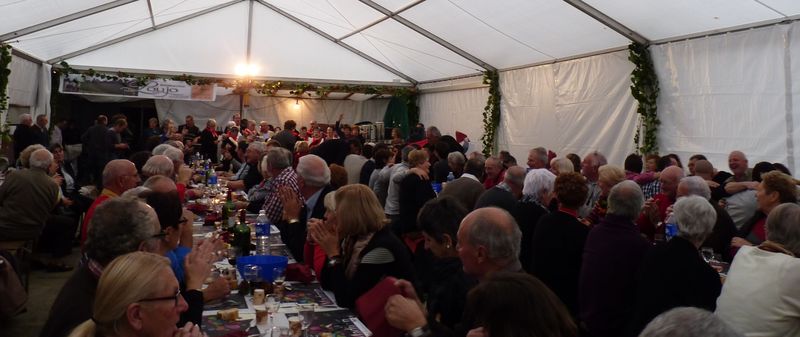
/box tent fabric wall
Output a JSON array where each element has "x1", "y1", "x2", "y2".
[
  {"x1": 650, "y1": 23, "x2": 796, "y2": 173},
  {"x1": 8, "y1": 55, "x2": 38, "y2": 108},
  {"x1": 420, "y1": 50, "x2": 637, "y2": 165},
  {"x1": 155, "y1": 96, "x2": 390, "y2": 132}
]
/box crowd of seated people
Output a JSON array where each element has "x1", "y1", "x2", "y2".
[{"x1": 3, "y1": 111, "x2": 800, "y2": 337}]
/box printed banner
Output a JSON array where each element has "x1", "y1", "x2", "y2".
[{"x1": 59, "y1": 74, "x2": 216, "y2": 101}]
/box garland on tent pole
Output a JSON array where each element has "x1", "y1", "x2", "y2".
[
  {"x1": 628, "y1": 42, "x2": 660, "y2": 155},
  {"x1": 53, "y1": 62, "x2": 417, "y2": 97},
  {"x1": 481, "y1": 70, "x2": 500, "y2": 157},
  {"x1": 0, "y1": 44, "x2": 12, "y2": 144}
]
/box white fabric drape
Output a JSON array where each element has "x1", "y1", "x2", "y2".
[
  {"x1": 155, "y1": 95, "x2": 390, "y2": 129},
  {"x1": 34, "y1": 63, "x2": 52, "y2": 121},
  {"x1": 8, "y1": 55, "x2": 38, "y2": 108},
  {"x1": 420, "y1": 50, "x2": 638, "y2": 166},
  {"x1": 651, "y1": 23, "x2": 797, "y2": 173}
]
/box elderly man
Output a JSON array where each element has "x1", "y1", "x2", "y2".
[
  {"x1": 440, "y1": 157, "x2": 485, "y2": 211},
  {"x1": 276, "y1": 154, "x2": 332, "y2": 262},
  {"x1": 13, "y1": 114, "x2": 36, "y2": 160},
  {"x1": 579, "y1": 181, "x2": 650, "y2": 337},
  {"x1": 677, "y1": 176, "x2": 737, "y2": 262},
  {"x1": 475, "y1": 165, "x2": 526, "y2": 213},
  {"x1": 33, "y1": 114, "x2": 50, "y2": 147},
  {"x1": 637, "y1": 166, "x2": 685, "y2": 242},
  {"x1": 385, "y1": 207, "x2": 522, "y2": 336},
  {"x1": 724, "y1": 151, "x2": 752, "y2": 188},
  {"x1": 80, "y1": 159, "x2": 140, "y2": 246},
  {"x1": 447, "y1": 151, "x2": 466, "y2": 179},
  {"x1": 227, "y1": 141, "x2": 266, "y2": 192},
  {"x1": 693, "y1": 159, "x2": 732, "y2": 202},
  {"x1": 716, "y1": 203, "x2": 800, "y2": 337},
  {"x1": 630, "y1": 196, "x2": 722, "y2": 336},
  {"x1": 0, "y1": 149, "x2": 60, "y2": 240},
  {"x1": 527, "y1": 147, "x2": 548, "y2": 170},
  {"x1": 261, "y1": 147, "x2": 302, "y2": 224},
  {"x1": 482, "y1": 156, "x2": 505, "y2": 189},
  {"x1": 580, "y1": 151, "x2": 607, "y2": 217},
  {"x1": 719, "y1": 152, "x2": 760, "y2": 230}
]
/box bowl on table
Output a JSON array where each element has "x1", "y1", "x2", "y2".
[{"x1": 236, "y1": 255, "x2": 289, "y2": 282}]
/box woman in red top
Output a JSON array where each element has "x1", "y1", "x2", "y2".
[{"x1": 731, "y1": 170, "x2": 797, "y2": 253}]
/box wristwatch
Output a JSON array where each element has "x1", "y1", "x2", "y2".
[
  {"x1": 327, "y1": 256, "x2": 342, "y2": 267},
  {"x1": 407, "y1": 325, "x2": 430, "y2": 337}
]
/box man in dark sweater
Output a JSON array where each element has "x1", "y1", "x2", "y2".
[
  {"x1": 12, "y1": 114, "x2": 36, "y2": 162},
  {"x1": 579, "y1": 180, "x2": 650, "y2": 337},
  {"x1": 272, "y1": 120, "x2": 299, "y2": 153}
]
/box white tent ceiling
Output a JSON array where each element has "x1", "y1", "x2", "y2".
[{"x1": 3, "y1": 0, "x2": 800, "y2": 85}]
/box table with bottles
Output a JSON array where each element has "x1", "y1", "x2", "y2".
[{"x1": 186, "y1": 179, "x2": 371, "y2": 337}]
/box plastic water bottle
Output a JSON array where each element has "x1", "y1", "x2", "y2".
[
  {"x1": 664, "y1": 213, "x2": 678, "y2": 241},
  {"x1": 447, "y1": 171, "x2": 455, "y2": 182},
  {"x1": 208, "y1": 168, "x2": 218, "y2": 186},
  {"x1": 255, "y1": 210, "x2": 271, "y2": 255}
]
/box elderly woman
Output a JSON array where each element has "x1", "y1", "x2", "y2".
[
  {"x1": 142, "y1": 117, "x2": 161, "y2": 139},
  {"x1": 585, "y1": 164, "x2": 626, "y2": 225},
  {"x1": 629, "y1": 195, "x2": 722, "y2": 336},
  {"x1": 731, "y1": 170, "x2": 797, "y2": 252},
  {"x1": 716, "y1": 203, "x2": 800, "y2": 336},
  {"x1": 67, "y1": 252, "x2": 199, "y2": 337},
  {"x1": 549, "y1": 157, "x2": 574, "y2": 176},
  {"x1": 398, "y1": 149, "x2": 436, "y2": 236},
  {"x1": 199, "y1": 119, "x2": 219, "y2": 163},
  {"x1": 141, "y1": 155, "x2": 175, "y2": 180},
  {"x1": 310, "y1": 184, "x2": 415, "y2": 309},
  {"x1": 529, "y1": 171, "x2": 588, "y2": 318},
  {"x1": 514, "y1": 168, "x2": 556, "y2": 273}
]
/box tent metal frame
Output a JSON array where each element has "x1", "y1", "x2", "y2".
[
  {"x1": 336, "y1": 0, "x2": 425, "y2": 42},
  {"x1": 255, "y1": 0, "x2": 417, "y2": 84},
  {"x1": 47, "y1": 0, "x2": 244, "y2": 64},
  {"x1": 0, "y1": 0, "x2": 137, "y2": 43},
  {"x1": 562, "y1": 0, "x2": 648, "y2": 45},
  {"x1": 357, "y1": 0, "x2": 497, "y2": 72}
]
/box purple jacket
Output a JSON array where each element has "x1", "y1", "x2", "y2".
[{"x1": 579, "y1": 214, "x2": 650, "y2": 337}]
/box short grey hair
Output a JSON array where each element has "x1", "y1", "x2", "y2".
[
  {"x1": 151, "y1": 143, "x2": 174, "y2": 156},
  {"x1": 550, "y1": 157, "x2": 574, "y2": 174},
  {"x1": 522, "y1": 168, "x2": 556, "y2": 203},
  {"x1": 530, "y1": 147, "x2": 548, "y2": 164},
  {"x1": 426, "y1": 126, "x2": 441, "y2": 138},
  {"x1": 297, "y1": 154, "x2": 330, "y2": 187},
  {"x1": 640, "y1": 307, "x2": 744, "y2": 337},
  {"x1": 266, "y1": 147, "x2": 292, "y2": 171},
  {"x1": 766, "y1": 203, "x2": 800, "y2": 255},
  {"x1": 466, "y1": 207, "x2": 522, "y2": 262},
  {"x1": 504, "y1": 166, "x2": 527, "y2": 188},
  {"x1": 19, "y1": 144, "x2": 45, "y2": 168},
  {"x1": 586, "y1": 151, "x2": 608, "y2": 168},
  {"x1": 401, "y1": 145, "x2": 415, "y2": 163},
  {"x1": 447, "y1": 151, "x2": 466, "y2": 166},
  {"x1": 29, "y1": 149, "x2": 53, "y2": 170},
  {"x1": 142, "y1": 155, "x2": 174, "y2": 178},
  {"x1": 607, "y1": 180, "x2": 644, "y2": 220},
  {"x1": 84, "y1": 194, "x2": 160, "y2": 266},
  {"x1": 679, "y1": 176, "x2": 711, "y2": 200},
  {"x1": 19, "y1": 113, "x2": 32, "y2": 124},
  {"x1": 162, "y1": 146, "x2": 183, "y2": 164},
  {"x1": 674, "y1": 195, "x2": 716, "y2": 243},
  {"x1": 248, "y1": 141, "x2": 268, "y2": 154}
]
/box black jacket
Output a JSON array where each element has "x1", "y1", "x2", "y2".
[
  {"x1": 512, "y1": 199, "x2": 549, "y2": 273},
  {"x1": 398, "y1": 174, "x2": 436, "y2": 234},
  {"x1": 423, "y1": 257, "x2": 476, "y2": 329},
  {"x1": 628, "y1": 236, "x2": 722, "y2": 336},
  {"x1": 275, "y1": 185, "x2": 334, "y2": 262}
]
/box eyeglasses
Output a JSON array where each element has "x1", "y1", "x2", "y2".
[{"x1": 139, "y1": 289, "x2": 182, "y2": 307}]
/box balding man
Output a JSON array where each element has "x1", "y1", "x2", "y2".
[
  {"x1": 385, "y1": 207, "x2": 522, "y2": 336},
  {"x1": 261, "y1": 147, "x2": 302, "y2": 224},
  {"x1": 475, "y1": 165, "x2": 526, "y2": 213},
  {"x1": 637, "y1": 166, "x2": 684, "y2": 242},
  {"x1": 693, "y1": 159, "x2": 731, "y2": 202},
  {"x1": 580, "y1": 151, "x2": 607, "y2": 217},
  {"x1": 276, "y1": 154, "x2": 333, "y2": 262},
  {"x1": 0, "y1": 149, "x2": 60, "y2": 240},
  {"x1": 227, "y1": 141, "x2": 266, "y2": 192},
  {"x1": 580, "y1": 181, "x2": 650, "y2": 337},
  {"x1": 80, "y1": 159, "x2": 140, "y2": 246},
  {"x1": 482, "y1": 156, "x2": 505, "y2": 189}
]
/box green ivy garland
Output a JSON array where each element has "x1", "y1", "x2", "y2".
[
  {"x1": 0, "y1": 44, "x2": 12, "y2": 144},
  {"x1": 481, "y1": 70, "x2": 500, "y2": 157},
  {"x1": 628, "y1": 43, "x2": 660, "y2": 155}
]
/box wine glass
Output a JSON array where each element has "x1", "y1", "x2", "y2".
[
  {"x1": 701, "y1": 247, "x2": 715, "y2": 263},
  {"x1": 298, "y1": 303, "x2": 315, "y2": 336},
  {"x1": 272, "y1": 267, "x2": 286, "y2": 284}
]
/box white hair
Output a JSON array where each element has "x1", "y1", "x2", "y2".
[
  {"x1": 29, "y1": 149, "x2": 53, "y2": 170},
  {"x1": 522, "y1": 168, "x2": 556, "y2": 203},
  {"x1": 607, "y1": 180, "x2": 644, "y2": 220},
  {"x1": 162, "y1": 146, "x2": 183, "y2": 164},
  {"x1": 142, "y1": 155, "x2": 174, "y2": 177},
  {"x1": 297, "y1": 154, "x2": 330, "y2": 187},
  {"x1": 674, "y1": 195, "x2": 716, "y2": 243},
  {"x1": 679, "y1": 176, "x2": 711, "y2": 200},
  {"x1": 640, "y1": 307, "x2": 743, "y2": 337},
  {"x1": 550, "y1": 157, "x2": 574, "y2": 174},
  {"x1": 766, "y1": 203, "x2": 800, "y2": 255},
  {"x1": 151, "y1": 143, "x2": 175, "y2": 156}
]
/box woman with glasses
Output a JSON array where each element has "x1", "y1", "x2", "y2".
[{"x1": 67, "y1": 251, "x2": 200, "y2": 337}]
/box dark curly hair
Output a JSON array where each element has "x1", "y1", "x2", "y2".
[{"x1": 555, "y1": 172, "x2": 588, "y2": 209}]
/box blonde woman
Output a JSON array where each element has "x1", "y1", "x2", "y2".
[
  {"x1": 68, "y1": 252, "x2": 199, "y2": 337},
  {"x1": 309, "y1": 184, "x2": 415, "y2": 309},
  {"x1": 585, "y1": 164, "x2": 626, "y2": 225}
]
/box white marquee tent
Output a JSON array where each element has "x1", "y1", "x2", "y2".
[{"x1": 4, "y1": 0, "x2": 800, "y2": 171}]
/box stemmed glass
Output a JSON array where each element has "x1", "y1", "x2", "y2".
[
  {"x1": 701, "y1": 247, "x2": 715, "y2": 263},
  {"x1": 298, "y1": 303, "x2": 316, "y2": 336}
]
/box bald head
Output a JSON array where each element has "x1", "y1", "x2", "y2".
[
  {"x1": 102, "y1": 159, "x2": 139, "y2": 193},
  {"x1": 693, "y1": 160, "x2": 714, "y2": 180},
  {"x1": 504, "y1": 166, "x2": 527, "y2": 191},
  {"x1": 660, "y1": 166, "x2": 685, "y2": 200},
  {"x1": 297, "y1": 154, "x2": 331, "y2": 189},
  {"x1": 458, "y1": 207, "x2": 521, "y2": 278},
  {"x1": 728, "y1": 151, "x2": 749, "y2": 177}
]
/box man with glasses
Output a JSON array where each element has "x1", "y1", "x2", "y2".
[{"x1": 79, "y1": 159, "x2": 141, "y2": 247}]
